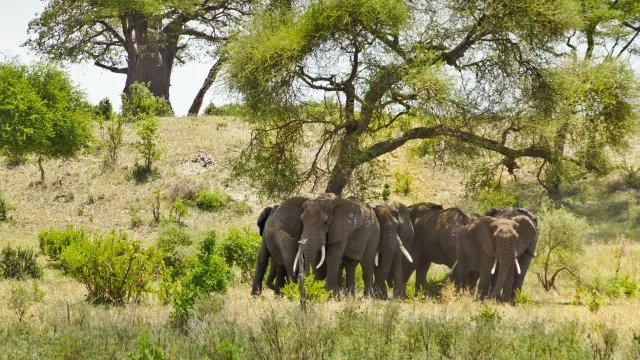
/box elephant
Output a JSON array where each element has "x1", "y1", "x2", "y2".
[
  {"x1": 453, "y1": 215, "x2": 537, "y2": 300},
  {"x1": 251, "y1": 205, "x2": 288, "y2": 295},
  {"x1": 372, "y1": 203, "x2": 414, "y2": 300},
  {"x1": 297, "y1": 193, "x2": 380, "y2": 297},
  {"x1": 404, "y1": 203, "x2": 470, "y2": 295},
  {"x1": 485, "y1": 207, "x2": 538, "y2": 301},
  {"x1": 251, "y1": 197, "x2": 309, "y2": 295}
]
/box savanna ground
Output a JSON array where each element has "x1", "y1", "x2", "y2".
[{"x1": 1, "y1": 116, "x2": 640, "y2": 359}]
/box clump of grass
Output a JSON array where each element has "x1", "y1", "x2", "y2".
[
  {"x1": 8, "y1": 282, "x2": 45, "y2": 323},
  {"x1": 393, "y1": 171, "x2": 413, "y2": 195},
  {"x1": 195, "y1": 188, "x2": 231, "y2": 212},
  {"x1": 1, "y1": 246, "x2": 43, "y2": 279},
  {"x1": 281, "y1": 274, "x2": 331, "y2": 303},
  {"x1": 0, "y1": 191, "x2": 10, "y2": 221}
]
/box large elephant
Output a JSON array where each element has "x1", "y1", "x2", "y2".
[
  {"x1": 454, "y1": 215, "x2": 537, "y2": 300},
  {"x1": 372, "y1": 203, "x2": 414, "y2": 300},
  {"x1": 251, "y1": 197, "x2": 309, "y2": 295},
  {"x1": 298, "y1": 194, "x2": 380, "y2": 296},
  {"x1": 404, "y1": 203, "x2": 470, "y2": 295},
  {"x1": 485, "y1": 207, "x2": 538, "y2": 301}
]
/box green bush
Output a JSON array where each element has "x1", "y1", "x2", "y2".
[
  {"x1": 101, "y1": 115, "x2": 124, "y2": 169},
  {"x1": 590, "y1": 273, "x2": 638, "y2": 299},
  {"x1": 472, "y1": 183, "x2": 521, "y2": 213},
  {"x1": 135, "y1": 114, "x2": 161, "y2": 172},
  {"x1": 203, "y1": 102, "x2": 247, "y2": 117},
  {"x1": 121, "y1": 82, "x2": 172, "y2": 121},
  {"x1": 471, "y1": 303, "x2": 501, "y2": 326},
  {"x1": 195, "y1": 188, "x2": 231, "y2": 212},
  {"x1": 219, "y1": 227, "x2": 261, "y2": 282},
  {"x1": 281, "y1": 274, "x2": 331, "y2": 303},
  {"x1": 170, "y1": 231, "x2": 231, "y2": 330},
  {"x1": 228, "y1": 201, "x2": 252, "y2": 216},
  {"x1": 392, "y1": 171, "x2": 413, "y2": 195},
  {"x1": 9, "y1": 282, "x2": 45, "y2": 323},
  {"x1": 157, "y1": 224, "x2": 192, "y2": 269},
  {"x1": 38, "y1": 226, "x2": 88, "y2": 262},
  {"x1": 1, "y1": 246, "x2": 43, "y2": 279},
  {"x1": 0, "y1": 192, "x2": 9, "y2": 221},
  {"x1": 59, "y1": 231, "x2": 164, "y2": 305},
  {"x1": 95, "y1": 97, "x2": 113, "y2": 121},
  {"x1": 170, "y1": 199, "x2": 189, "y2": 224}
]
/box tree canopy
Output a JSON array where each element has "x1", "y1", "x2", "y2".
[
  {"x1": 0, "y1": 61, "x2": 93, "y2": 182},
  {"x1": 26, "y1": 0, "x2": 253, "y2": 110},
  {"x1": 226, "y1": 0, "x2": 640, "y2": 199}
]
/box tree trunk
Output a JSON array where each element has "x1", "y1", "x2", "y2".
[
  {"x1": 37, "y1": 155, "x2": 45, "y2": 184},
  {"x1": 188, "y1": 57, "x2": 225, "y2": 116},
  {"x1": 324, "y1": 134, "x2": 360, "y2": 196}
]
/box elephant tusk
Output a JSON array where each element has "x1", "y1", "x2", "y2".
[
  {"x1": 316, "y1": 245, "x2": 326, "y2": 269},
  {"x1": 447, "y1": 261, "x2": 457, "y2": 277},
  {"x1": 375, "y1": 252, "x2": 379, "y2": 267},
  {"x1": 514, "y1": 250, "x2": 521, "y2": 274},
  {"x1": 399, "y1": 245, "x2": 413, "y2": 263},
  {"x1": 293, "y1": 248, "x2": 301, "y2": 273},
  {"x1": 491, "y1": 258, "x2": 498, "y2": 275}
]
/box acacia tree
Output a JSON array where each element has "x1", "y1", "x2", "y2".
[
  {"x1": 226, "y1": 0, "x2": 639, "y2": 199},
  {"x1": 26, "y1": 0, "x2": 253, "y2": 111}
]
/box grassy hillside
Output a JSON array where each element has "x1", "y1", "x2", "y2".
[{"x1": 0, "y1": 116, "x2": 639, "y2": 358}]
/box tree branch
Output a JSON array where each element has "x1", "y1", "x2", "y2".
[{"x1": 94, "y1": 61, "x2": 128, "y2": 74}]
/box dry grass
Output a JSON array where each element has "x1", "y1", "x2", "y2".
[{"x1": 0, "y1": 115, "x2": 640, "y2": 357}]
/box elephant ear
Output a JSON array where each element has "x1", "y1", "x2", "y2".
[
  {"x1": 396, "y1": 203, "x2": 414, "y2": 244},
  {"x1": 257, "y1": 206, "x2": 274, "y2": 237},
  {"x1": 468, "y1": 216, "x2": 497, "y2": 257},
  {"x1": 328, "y1": 198, "x2": 364, "y2": 244},
  {"x1": 512, "y1": 215, "x2": 537, "y2": 255}
]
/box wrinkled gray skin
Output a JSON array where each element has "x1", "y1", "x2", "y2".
[
  {"x1": 454, "y1": 215, "x2": 537, "y2": 300},
  {"x1": 373, "y1": 203, "x2": 414, "y2": 300},
  {"x1": 252, "y1": 197, "x2": 309, "y2": 295},
  {"x1": 404, "y1": 203, "x2": 470, "y2": 295},
  {"x1": 299, "y1": 194, "x2": 380, "y2": 297},
  {"x1": 252, "y1": 205, "x2": 290, "y2": 295},
  {"x1": 485, "y1": 207, "x2": 538, "y2": 301}
]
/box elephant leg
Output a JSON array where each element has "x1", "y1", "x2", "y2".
[
  {"x1": 251, "y1": 239, "x2": 271, "y2": 295},
  {"x1": 343, "y1": 259, "x2": 358, "y2": 297},
  {"x1": 361, "y1": 256, "x2": 377, "y2": 298},
  {"x1": 467, "y1": 271, "x2": 480, "y2": 292},
  {"x1": 478, "y1": 270, "x2": 492, "y2": 299},
  {"x1": 512, "y1": 253, "x2": 533, "y2": 298},
  {"x1": 274, "y1": 265, "x2": 286, "y2": 295},
  {"x1": 374, "y1": 250, "x2": 394, "y2": 300},
  {"x1": 266, "y1": 256, "x2": 277, "y2": 291},
  {"x1": 324, "y1": 243, "x2": 347, "y2": 294},
  {"x1": 414, "y1": 261, "x2": 431, "y2": 296},
  {"x1": 392, "y1": 254, "x2": 406, "y2": 300}
]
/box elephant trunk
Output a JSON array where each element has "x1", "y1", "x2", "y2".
[
  {"x1": 300, "y1": 227, "x2": 325, "y2": 277},
  {"x1": 490, "y1": 235, "x2": 516, "y2": 299}
]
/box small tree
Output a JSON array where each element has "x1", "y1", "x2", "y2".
[
  {"x1": 135, "y1": 115, "x2": 161, "y2": 172},
  {"x1": 121, "y1": 82, "x2": 172, "y2": 121},
  {"x1": 534, "y1": 207, "x2": 589, "y2": 291},
  {"x1": 0, "y1": 61, "x2": 93, "y2": 183}
]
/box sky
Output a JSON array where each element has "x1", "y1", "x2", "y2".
[{"x1": 0, "y1": 0, "x2": 234, "y2": 116}]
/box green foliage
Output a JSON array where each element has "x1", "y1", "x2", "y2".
[
  {"x1": 589, "y1": 323, "x2": 619, "y2": 360},
  {"x1": 623, "y1": 165, "x2": 640, "y2": 190},
  {"x1": 0, "y1": 61, "x2": 93, "y2": 181},
  {"x1": 38, "y1": 226, "x2": 88, "y2": 262},
  {"x1": 0, "y1": 191, "x2": 10, "y2": 221},
  {"x1": 95, "y1": 97, "x2": 113, "y2": 121},
  {"x1": 514, "y1": 290, "x2": 533, "y2": 305},
  {"x1": 157, "y1": 224, "x2": 192, "y2": 269},
  {"x1": 392, "y1": 171, "x2": 413, "y2": 196},
  {"x1": 228, "y1": 201, "x2": 252, "y2": 216},
  {"x1": 218, "y1": 227, "x2": 261, "y2": 282},
  {"x1": 170, "y1": 231, "x2": 231, "y2": 330},
  {"x1": 1, "y1": 246, "x2": 43, "y2": 280},
  {"x1": 381, "y1": 183, "x2": 391, "y2": 201},
  {"x1": 170, "y1": 199, "x2": 189, "y2": 224},
  {"x1": 471, "y1": 182, "x2": 521, "y2": 213},
  {"x1": 129, "y1": 331, "x2": 166, "y2": 360},
  {"x1": 9, "y1": 282, "x2": 45, "y2": 323},
  {"x1": 135, "y1": 114, "x2": 161, "y2": 172},
  {"x1": 471, "y1": 303, "x2": 501, "y2": 326},
  {"x1": 121, "y1": 83, "x2": 172, "y2": 121},
  {"x1": 281, "y1": 274, "x2": 331, "y2": 303},
  {"x1": 59, "y1": 231, "x2": 164, "y2": 305},
  {"x1": 101, "y1": 115, "x2": 124, "y2": 169},
  {"x1": 195, "y1": 188, "x2": 231, "y2": 212},
  {"x1": 534, "y1": 207, "x2": 589, "y2": 291},
  {"x1": 203, "y1": 103, "x2": 247, "y2": 117}
]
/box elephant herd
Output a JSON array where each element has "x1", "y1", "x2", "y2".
[{"x1": 251, "y1": 193, "x2": 538, "y2": 302}]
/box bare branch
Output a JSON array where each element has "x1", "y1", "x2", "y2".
[{"x1": 94, "y1": 61, "x2": 128, "y2": 74}]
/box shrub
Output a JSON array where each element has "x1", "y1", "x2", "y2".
[
  {"x1": 514, "y1": 290, "x2": 533, "y2": 305},
  {"x1": 0, "y1": 192, "x2": 9, "y2": 221},
  {"x1": 381, "y1": 183, "x2": 391, "y2": 201},
  {"x1": 0, "y1": 246, "x2": 43, "y2": 279},
  {"x1": 534, "y1": 207, "x2": 588, "y2": 291},
  {"x1": 170, "y1": 231, "x2": 231, "y2": 330},
  {"x1": 135, "y1": 114, "x2": 161, "y2": 172},
  {"x1": 392, "y1": 171, "x2": 413, "y2": 195},
  {"x1": 281, "y1": 274, "x2": 331, "y2": 303},
  {"x1": 170, "y1": 199, "x2": 189, "y2": 224},
  {"x1": 195, "y1": 188, "x2": 231, "y2": 212},
  {"x1": 471, "y1": 302, "x2": 501, "y2": 326},
  {"x1": 203, "y1": 102, "x2": 246, "y2": 117},
  {"x1": 101, "y1": 115, "x2": 124, "y2": 169},
  {"x1": 38, "y1": 226, "x2": 88, "y2": 262},
  {"x1": 472, "y1": 183, "x2": 521, "y2": 213},
  {"x1": 228, "y1": 201, "x2": 252, "y2": 216},
  {"x1": 59, "y1": 231, "x2": 164, "y2": 305},
  {"x1": 219, "y1": 227, "x2": 261, "y2": 282},
  {"x1": 0, "y1": 61, "x2": 94, "y2": 183},
  {"x1": 8, "y1": 283, "x2": 45, "y2": 323},
  {"x1": 95, "y1": 97, "x2": 113, "y2": 121},
  {"x1": 129, "y1": 206, "x2": 144, "y2": 229},
  {"x1": 157, "y1": 224, "x2": 192, "y2": 268},
  {"x1": 121, "y1": 82, "x2": 172, "y2": 121}
]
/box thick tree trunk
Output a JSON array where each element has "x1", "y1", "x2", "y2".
[
  {"x1": 188, "y1": 57, "x2": 225, "y2": 116},
  {"x1": 324, "y1": 132, "x2": 361, "y2": 196}
]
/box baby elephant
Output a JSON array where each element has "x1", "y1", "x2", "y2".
[{"x1": 453, "y1": 215, "x2": 536, "y2": 301}]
